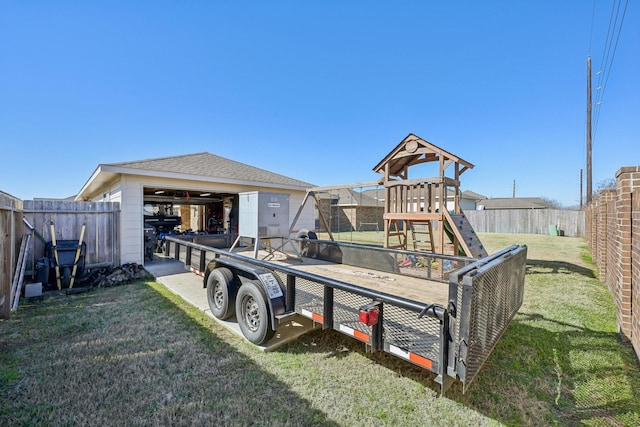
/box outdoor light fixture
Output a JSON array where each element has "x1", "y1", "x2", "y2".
[
  {"x1": 200, "y1": 193, "x2": 211, "y2": 197},
  {"x1": 154, "y1": 190, "x2": 165, "y2": 195}
]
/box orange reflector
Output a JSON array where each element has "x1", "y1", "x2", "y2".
[
  {"x1": 409, "y1": 352, "x2": 433, "y2": 369},
  {"x1": 339, "y1": 324, "x2": 370, "y2": 343},
  {"x1": 301, "y1": 309, "x2": 324, "y2": 323},
  {"x1": 353, "y1": 329, "x2": 370, "y2": 343},
  {"x1": 389, "y1": 344, "x2": 433, "y2": 370}
]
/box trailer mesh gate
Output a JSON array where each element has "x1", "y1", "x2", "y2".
[{"x1": 451, "y1": 245, "x2": 527, "y2": 392}]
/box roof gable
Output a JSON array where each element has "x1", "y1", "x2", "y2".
[{"x1": 372, "y1": 133, "x2": 474, "y2": 179}]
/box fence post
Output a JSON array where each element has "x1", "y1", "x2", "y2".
[{"x1": 0, "y1": 193, "x2": 24, "y2": 319}]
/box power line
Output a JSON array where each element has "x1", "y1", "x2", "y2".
[{"x1": 592, "y1": 0, "x2": 629, "y2": 139}]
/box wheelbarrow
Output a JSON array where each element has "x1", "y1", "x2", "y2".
[{"x1": 44, "y1": 240, "x2": 86, "y2": 288}]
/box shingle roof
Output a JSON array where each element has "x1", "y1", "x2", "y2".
[
  {"x1": 318, "y1": 188, "x2": 383, "y2": 207},
  {"x1": 461, "y1": 190, "x2": 487, "y2": 201},
  {"x1": 361, "y1": 187, "x2": 459, "y2": 202},
  {"x1": 108, "y1": 152, "x2": 314, "y2": 188}
]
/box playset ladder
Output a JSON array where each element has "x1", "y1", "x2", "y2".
[
  {"x1": 409, "y1": 220, "x2": 434, "y2": 252},
  {"x1": 385, "y1": 219, "x2": 408, "y2": 249}
]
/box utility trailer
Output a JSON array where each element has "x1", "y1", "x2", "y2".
[{"x1": 163, "y1": 234, "x2": 527, "y2": 395}]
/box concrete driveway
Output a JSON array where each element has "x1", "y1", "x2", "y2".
[{"x1": 144, "y1": 255, "x2": 318, "y2": 351}]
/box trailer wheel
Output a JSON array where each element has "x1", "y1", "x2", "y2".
[
  {"x1": 206, "y1": 268, "x2": 237, "y2": 320},
  {"x1": 297, "y1": 229, "x2": 318, "y2": 258},
  {"x1": 235, "y1": 281, "x2": 275, "y2": 344}
]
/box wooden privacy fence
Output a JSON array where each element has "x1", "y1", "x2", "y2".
[
  {"x1": 0, "y1": 192, "x2": 24, "y2": 319},
  {"x1": 585, "y1": 166, "x2": 640, "y2": 362},
  {"x1": 23, "y1": 200, "x2": 121, "y2": 276},
  {"x1": 464, "y1": 208, "x2": 585, "y2": 238}
]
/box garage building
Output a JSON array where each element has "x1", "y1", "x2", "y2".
[{"x1": 75, "y1": 152, "x2": 315, "y2": 265}]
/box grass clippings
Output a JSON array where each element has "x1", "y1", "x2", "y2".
[{"x1": 1, "y1": 233, "x2": 639, "y2": 426}]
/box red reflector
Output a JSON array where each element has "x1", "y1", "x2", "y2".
[{"x1": 359, "y1": 306, "x2": 379, "y2": 326}]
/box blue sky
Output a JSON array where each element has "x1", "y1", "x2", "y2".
[{"x1": 1, "y1": 1, "x2": 638, "y2": 207}]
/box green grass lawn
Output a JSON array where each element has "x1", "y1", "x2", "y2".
[{"x1": 1, "y1": 233, "x2": 639, "y2": 426}]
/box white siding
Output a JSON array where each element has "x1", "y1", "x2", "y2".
[
  {"x1": 109, "y1": 182, "x2": 122, "y2": 204},
  {"x1": 120, "y1": 176, "x2": 144, "y2": 264},
  {"x1": 109, "y1": 182, "x2": 123, "y2": 264},
  {"x1": 460, "y1": 198, "x2": 477, "y2": 211}
]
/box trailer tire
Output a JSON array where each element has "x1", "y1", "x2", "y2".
[
  {"x1": 235, "y1": 281, "x2": 275, "y2": 344},
  {"x1": 206, "y1": 268, "x2": 237, "y2": 320},
  {"x1": 297, "y1": 229, "x2": 318, "y2": 258}
]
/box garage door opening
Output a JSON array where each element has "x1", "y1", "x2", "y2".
[
  {"x1": 143, "y1": 187, "x2": 240, "y2": 260},
  {"x1": 143, "y1": 187, "x2": 239, "y2": 233}
]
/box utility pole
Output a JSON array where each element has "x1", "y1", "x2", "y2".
[
  {"x1": 512, "y1": 179, "x2": 516, "y2": 198},
  {"x1": 586, "y1": 56, "x2": 593, "y2": 204},
  {"x1": 580, "y1": 169, "x2": 583, "y2": 208}
]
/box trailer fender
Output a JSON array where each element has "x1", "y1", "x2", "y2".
[
  {"x1": 203, "y1": 259, "x2": 223, "y2": 288},
  {"x1": 204, "y1": 258, "x2": 286, "y2": 331}
]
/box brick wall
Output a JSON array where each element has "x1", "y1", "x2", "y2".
[
  {"x1": 633, "y1": 188, "x2": 640, "y2": 358},
  {"x1": 601, "y1": 190, "x2": 615, "y2": 282},
  {"x1": 605, "y1": 191, "x2": 617, "y2": 287},
  {"x1": 356, "y1": 206, "x2": 384, "y2": 231},
  {"x1": 586, "y1": 166, "x2": 640, "y2": 360},
  {"x1": 588, "y1": 199, "x2": 596, "y2": 255},
  {"x1": 317, "y1": 199, "x2": 384, "y2": 232},
  {"x1": 616, "y1": 167, "x2": 637, "y2": 341},
  {"x1": 317, "y1": 200, "x2": 353, "y2": 232}
]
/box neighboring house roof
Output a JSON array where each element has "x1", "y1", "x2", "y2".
[
  {"x1": 319, "y1": 188, "x2": 383, "y2": 207},
  {"x1": 33, "y1": 195, "x2": 77, "y2": 201},
  {"x1": 461, "y1": 190, "x2": 487, "y2": 201},
  {"x1": 359, "y1": 188, "x2": 385, "y2": 202},
  {"x1": 361, "y1": 187, "x2": 461, "y2": 202},
  {"x1": 478, "y1": 197, "x2": 548, "y2": 210},
  {"x1": 77, "y1": 152, "x2": 315, "y2": 200}
]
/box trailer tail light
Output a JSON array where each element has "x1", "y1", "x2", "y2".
[{"x1": 359, "y1": 305, "x2": 380, "y2": 326}]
